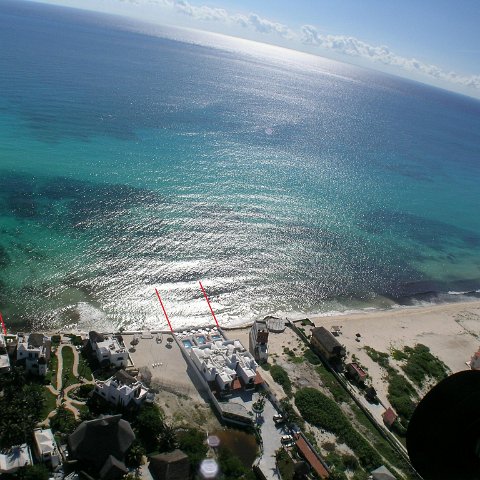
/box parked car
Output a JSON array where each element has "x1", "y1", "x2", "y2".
[
  {"x1": 281, "y1": 435, "x2": 293, "y2": 444},
  {"x1": 273, "y1": 414, "x2": 284, "y2": 422}
]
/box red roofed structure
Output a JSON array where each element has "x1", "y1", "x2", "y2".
[
  {"x1": 346, "y1": 362, "x2": 367, "y2": 383},
  {"x1": 295, "y1": 434, "x2": 329, "y2": 479},
  {"x1": 382, "y1": 407, "x2": 398, "y2": 427}
]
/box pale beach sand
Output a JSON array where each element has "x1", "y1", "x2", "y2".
[
  {"x1": 310, "y1": 300, "x2": 480, "y2": 373},
  {"x1": 229, "y1": 300, "x2": 480, "y2": 408}
]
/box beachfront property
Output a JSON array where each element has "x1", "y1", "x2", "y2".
[
  {"x1": 310, "y1": 326, "x2": 346, "y2": 363},
  {"x1": 0, "y1": 334, "x2": 10, "y2": 373},
  {"x1": 190, "y1": 339, "x2": 259, "y2": 393},
  {"x1": 93, "y1": 369, "x2": 151, "y2": 407},
  {"x1": 16, "y1": 333, "x2": 51, "y2": 376},
  {"x1": 149, "y1": 449, "x2": 190, "y2": 480},
  {"x1": 0, "y1": 444, "x2": 33, "y2": 474},
  {"x1": 346, "y1": 362, "x2": 368, "y2": 384},
  {"x1": 68, "y1": 414, "x2": 135, "y2": 479},
  {"x1": 89, "y1": 331, "x2": 128, "y2": 368},
  {"x1": 249, "y1": 319, "x2": 269, "y2": 362},
  {"x1": 33, "y1": 428, "x2": 60, "y2": 468},
  {"x1": 382, "y1": 407, "x2": 398, "y2": 428}
]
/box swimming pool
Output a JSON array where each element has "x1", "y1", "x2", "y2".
[
  {"x1": 211, "y1": 335, "x2": 222, "y2": 341},
  {"x1": 182, "y1": 339, "x2": 193, "y2": 349},
  {"x1": 196, "y1": 335, "x2": 207, "y2": 345}
]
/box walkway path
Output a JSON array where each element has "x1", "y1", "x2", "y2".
[{"x1": 40, "y1": 338, "x2": 93, "y2": 425}]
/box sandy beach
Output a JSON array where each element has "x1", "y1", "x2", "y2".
[{"x1": 229, "y1": 300, "x2": 480, "y2": 409}]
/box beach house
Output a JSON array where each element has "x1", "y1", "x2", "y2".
[
  {"x1": 68, "y1": 414, "x2": 135, "y2": 480},
  {"x1": 149, "y1": 450, "x2": 190, "y2": 480},
  {"x1": 310, "y1": 327, "x2": 346, "y2": 363},
  {"x1": 249, "y1": 319, "x2": 269, "y2": 362},
  {"x1": 89, "y1": 331, "x2": 128, "y2": 368},
  {"x1": 16, "y1": 333, "x2": 51, "y2": 376},
  {"x1": 346, "y1": 362, "x2": 368, "y2": 384},
  {"x1": 33, "y1": 428, "x2": 60, "y2": 468},
  {"x1": 94, "y1": 369, "x2": 151, "y2": 407},
  {"x1": 0, "y1": 444, "x2": 33, "y2": 474},
  {"x1": 190, "y1": 340, "x2": 258, "y2": 393}
]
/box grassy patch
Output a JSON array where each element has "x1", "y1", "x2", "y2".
[
  {"x1": 276, "y1": 449, "x2": 295, "y2": 480},
  {"x1": 364, "y1": 346, "x2": 417, "y2": 425},
  {"x1": 47, "y1": 353, "x2": 58, "y2": 390},
  {"x1": 283, "y1": 347, "x2": 304, "y2": 364},
  {"x1": 78, "y1": 354, "x2": 93, "y2": 381},
  {"x1": 364, "y1": 346, "x2": 390, "y2": 370},
  {"x1": 61, "y1": 347, "x2": 77, "y2": 388},
  {"x1": 41, "y1": 388, "x2": 58, "y2": 419},
  {"x1": 350, "y1": 404, "x2": 413, "y2": 474},
  {"x1": 314, "y1": 364, "x2": 350, "y2": 403},
  {"x1": 396, "y1": 344, "x2": 449, "y2": 387},
  {"x1": 295, "y1": 387, "x2": 382, "y2": 471},
  {"x1": 303, "y1": 348, "x2": 321, "y2": 365},
  {"x1": 270, "y1": 365, "x2": 292, "y2": 395}
]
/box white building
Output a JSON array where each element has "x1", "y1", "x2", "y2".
[
  {"x1": 33, "y1": 428, "x2": 60, "y2": 468},
  {"x1": 94, "y1": 369, "x2": 151, "y2": 407},
  {"x1": 0, "y1": 444, "x2": 33, "y2": 474},
  {"x1": 16, "y1": 333, "x2": 50, "y2": 376},
  {"x1": 0, "y1": 334, "x2": 10, "y2": 373},
  {"x1": 89, "y1": 331, "x2": 128, "y2": 368},
  {"x1": 190, "y1": 339, "x2": 258, "y2": 392},
  {"x1": 249, "y1": 319, "x2": 269, "y2": 362}
]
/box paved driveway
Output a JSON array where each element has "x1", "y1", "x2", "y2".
[{"x1": 256, "y1": 399, "x2": 287, "y2": 480}]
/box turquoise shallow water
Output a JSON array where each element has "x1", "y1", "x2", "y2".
[{"x1": 1, "y1": 1, "x2": 480, "y2": 331}]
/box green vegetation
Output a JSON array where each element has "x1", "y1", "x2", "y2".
[
  {"x1": 61, "y1": 346, "x2": 77, "y2": 388},
  {"x1": 0, "y1": 369, "x2": 44, "y2": 448},
  {"x1": 41, "y1": 388, "x2": 58, "y2": 419},
  {"x1": 50, "y1": 405, "x2": 77, "y2": 434},
  {"x1": 177, "y1": 428, "x2": 209, "y2": 475},
  {"x1": 125, "y1": 439, "x2": 146, "y2": 468},
  {"x1": 17, "y1": 464, "x2": 50, "y2": 480},
  {"x1": 74, "y1": 383, "x2": 94, "y2": 399},
  {"x1": 295, "y1": 387, "x2": 382, "y2": 471},
  {"x1": 78, "y1": 354, "x2": 93, "y2": 381},
  {"x1": 276, "y1": 449, "x2": 295, "y2": 480},
  {"x1": 218, "y1": 446, "x2": 256, "y2": 480},
  {"x1": 350, "y1": 404, "x2": 413, "y2": 473},
  {"x1": 270, "y1": 364, "x2": 292, "y2": 395},
  {"x1": 283, "y1": 347, "x2": 304, "y2": 364},
  {"x1": 300, "y1": 318, "x2": 314, "y2": 327},
  {"x1": 314, "y1": 364, "x2": 349, "y2": 403},
  {"x1": 364, "y1": 346, "x2": 390, "y2": 369},
  {"x1": 387, "y1": 372, "x2": 417, "y2": 423},
  {"x1": 51, "y1": 335, "x2": 61, "y2": 346},
  {"x1": 46, "y1": 352, "x2": 58, "y2": 389},
  {"x1": 395, "y1": 344, "x2": 449, "y2": 387},
  {"x1": 303, "y1": 348, "x2": 321, "y2": 365},
  {"x1": 279, "y1": 398, "x2": 304, "y2": 428},
  {"x1": 65, "y1": 334, "x2": 84, "y2": 347},
  {"x1": 134, "y1": 403, "x2": 165, "y2": 452},
  {"x1": 364, "y1": 346, "x2": 417, "y2": 425}
]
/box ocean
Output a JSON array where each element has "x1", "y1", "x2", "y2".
[{"x1": 1, "y1": 0, "x2": 480, "y2": 332}]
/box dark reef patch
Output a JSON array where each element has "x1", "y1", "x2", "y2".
[{"x1": 357, "y1": 210, "x2": 480, "y2": 250}]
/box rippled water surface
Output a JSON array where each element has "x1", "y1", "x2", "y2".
[{"x1": 1, "y1": 1, "x2": 480, "y2": 331}]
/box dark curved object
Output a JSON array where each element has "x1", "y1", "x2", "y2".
[{"x1": 407, "y1": 370, "x2": 480, "y2": 480}]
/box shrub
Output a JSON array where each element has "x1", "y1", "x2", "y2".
[
  {"x1": 401, "y1": 344, "x2": 449, "y2": 387},
  {"x1": 303, "y1": 349, "x2": 321, "y2": 365},
  {"x1": 50, "y1": 406, "x2": 77, "y2": 434},
  {"x1": 295, "y1": 388, "x2": 382, "y2": 471},
  {"x1": 177, "y1": 428, "x2": 208, "y2": 474},
  {"x1": 270, "y1": 365, "x2": 292, "y2": 395}
]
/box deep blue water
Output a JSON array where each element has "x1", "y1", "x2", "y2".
[{"x1": 1, "y1": 1, "x2": 480, "y2": 331}]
